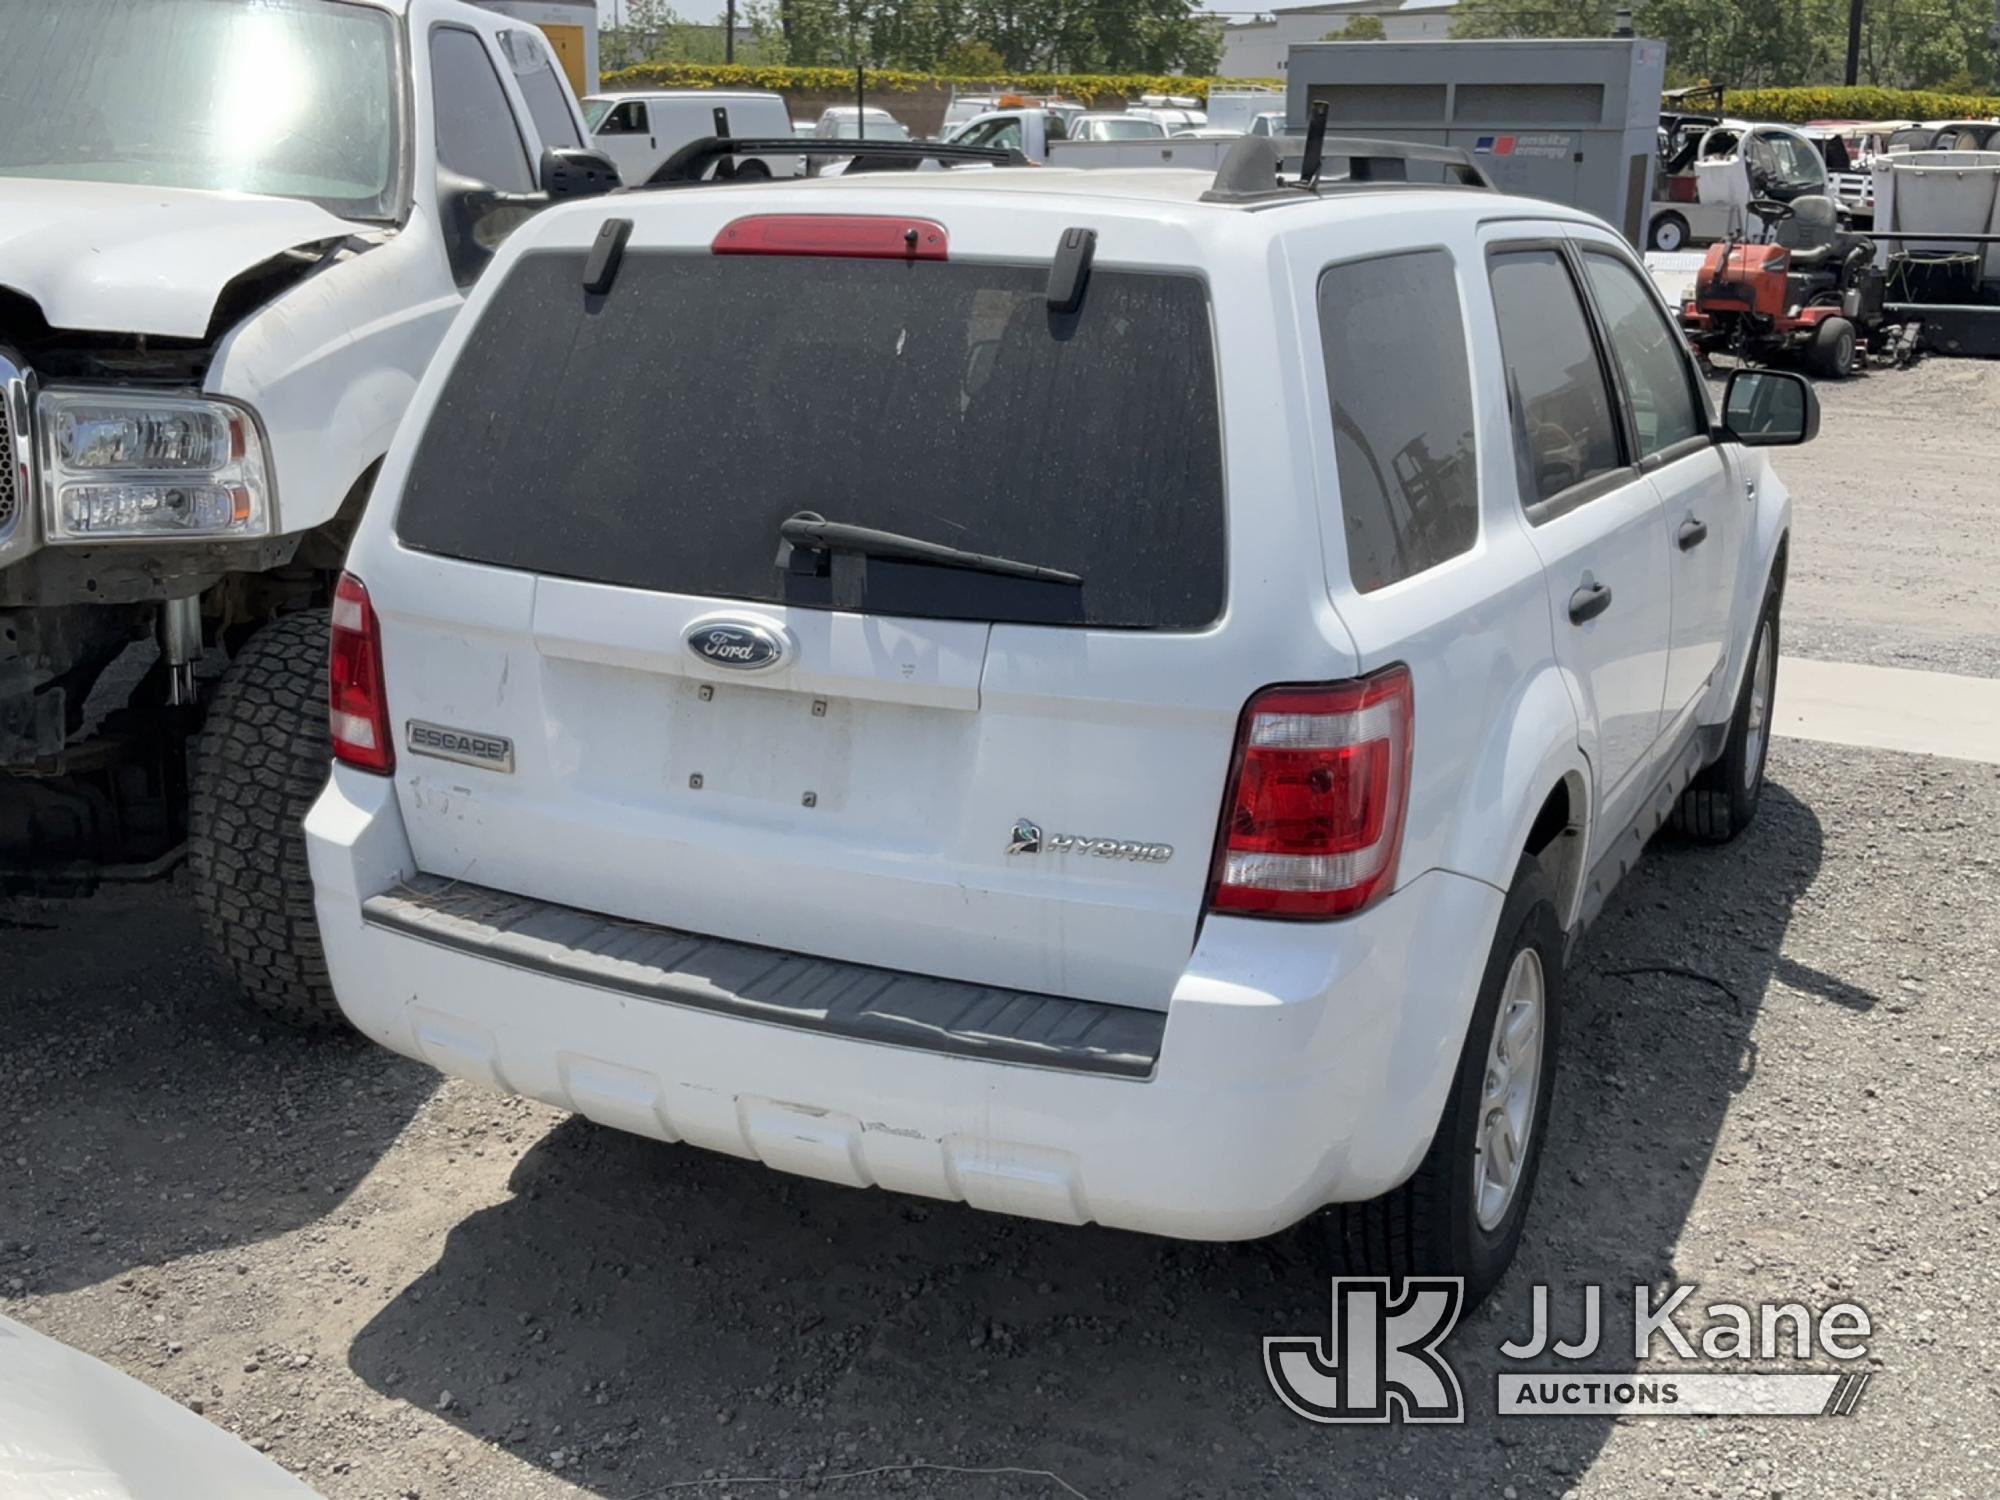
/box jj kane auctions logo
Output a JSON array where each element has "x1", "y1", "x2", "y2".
[{"x1": 1266, "y1": 1279, "x2": 1875, "y2": 1423}]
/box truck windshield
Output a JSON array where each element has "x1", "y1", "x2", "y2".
[{"x1": 0, "y1": 0, "x2": 402, "y2": 222}]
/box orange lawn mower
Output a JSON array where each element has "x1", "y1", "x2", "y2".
[{"x1": 1680, "y1": 195, "x2": 1919, "y2": 377}]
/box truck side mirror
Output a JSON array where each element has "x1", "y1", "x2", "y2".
[
  {"x1": 437, "y1": 168, "x2": 546, "y2": 288},
  {"x1": 1718, "y1": 367, "x2": 1820, "y2": 446},
  {"x1": 541, "y1": 147, "x2": 620, "y2": 200}
]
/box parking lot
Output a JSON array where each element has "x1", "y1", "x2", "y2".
[{"x1": 4, "y1": 361, "x2": 1998, "y2": 1499}]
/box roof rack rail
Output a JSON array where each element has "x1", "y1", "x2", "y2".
[
  {"x1": 642, "y1": 137, "x2": 1026, "y2": 188},
  {"x1": 1204, "y1": 127, "x2": 1496, "y2": 204}
]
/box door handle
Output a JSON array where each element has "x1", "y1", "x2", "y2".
[
  {"x1": 1678, "y1": 518, "x2": 1709, "y2": 550},
  {"x1": 1568, "y1": 582, "x2": 1613, "y2": 624}
]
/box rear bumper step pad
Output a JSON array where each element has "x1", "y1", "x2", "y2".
[{"x1": 361, "y1": 874, "x2": 1164, "y2": 1079}]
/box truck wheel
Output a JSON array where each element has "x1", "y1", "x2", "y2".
[
  {"x1": 1302, "y1": 855, "x2": 1564, "y2": 1312},
  {"x1": 187, "y1": 610, "x2": 346, "y2": 1030},
  {"x1": 1671, "y1": 591, "x2": 1779, "y2": 843},
  {"x1": 1806, "y1": 316, "x2": 1857, "y2": 377},
  {"x1": 1649, "y1": 212, "x2": 1689, "y2": 252}
]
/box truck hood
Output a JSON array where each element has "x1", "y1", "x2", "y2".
[{"x1": 0, "y1": 179, "x2": 358, "y2": 339}]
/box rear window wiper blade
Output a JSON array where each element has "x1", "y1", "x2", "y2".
[{"x1": 780, "y1": 512, "x2": 1083, "y2": 586}]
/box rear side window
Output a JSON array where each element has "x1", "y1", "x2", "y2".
[
  {"x1": 1488, "y1": 249, "x2": 1624, "y2": 509},
  {"x1": 1578, "y1": 250, "x2": 1706, "y2": 458},
  {"x1": 397, "y1": 250, "x2": 1225, "y2": 629},
  {"x1": 431, "y1": 28, "x2": 532, "y2": 193},
  {"x1": 513, "y1": 55, "x2": 582, "y2": 150},
  {"x1": 1317, "y1": 250, "x2": 1479, "y2": 593}
]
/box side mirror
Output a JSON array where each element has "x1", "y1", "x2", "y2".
[
  {"x1": 541, "y1": 146, "x2": 620, "y2": 199},
  {"x1": 437, "y1": 168, "x2": 545, "y2": 287},
  {"x1": 1718, "y1": 367, "x2": 1820, "y2": 447}
]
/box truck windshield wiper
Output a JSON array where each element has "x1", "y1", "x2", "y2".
[{"x1": 779, "y1": 512, "x2": 1083, "y2": 586}]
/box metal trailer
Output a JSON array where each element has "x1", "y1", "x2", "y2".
[
  {"x1": 1869, "y1": 150, "x2": 2000, "y2": 358},
  {"x1": 473, "y1": 0, "x2": 600, "y2": 96},
  {"x1": 1281, "y1": 38, "x2": 1668, "y2": 245}
]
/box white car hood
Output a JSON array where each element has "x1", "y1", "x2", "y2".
[
  {"x1": 0, "y1": 1314, "x2": 320, "y2": 1499},
  {"x1": 0, "y1": 179, "x2": 358, "y2": 339}
]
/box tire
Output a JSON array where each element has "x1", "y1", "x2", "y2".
[
  {"x1": 187, "y1": 610, "x2": 347, "y2": 1029},
  {"x1": 1806, "y1": 315, "x2": 1857, "y2": 378},
  {"x1": 732, "y1": 158, "x2": 771, "y2": 180},
  {"x1": 1300, "y1": 856, "x2": 1565, "y2": 1312},
  {"x1": 1649, "y1": 212, "x2": 1690, "y2": 252},
  {"x1": 1671, "y1": 590, "x2": 1779, "y2": 843}
]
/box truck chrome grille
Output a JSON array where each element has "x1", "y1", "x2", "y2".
[
  {"x1": 0, "y1": 350, "x2": 27, "y2": 549},
  {"x1": 0, "y1": 399, "x2": 14, "y2": 535}
]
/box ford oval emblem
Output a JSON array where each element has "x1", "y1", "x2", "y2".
[{"x1": 684, "y1": 618, "x2": 787, "y2": 672}]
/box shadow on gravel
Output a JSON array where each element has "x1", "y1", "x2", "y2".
[
  {"x1": 0, "y1": 877, "x2": 435, "y2": 1298},
  {"x1": 349, "y1": 779, "x2": 1843, "y2": 1498}
]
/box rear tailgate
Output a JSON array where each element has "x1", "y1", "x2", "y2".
[{"x1": 376, "y1": 214, "x2": 1242, "y2": 1009}]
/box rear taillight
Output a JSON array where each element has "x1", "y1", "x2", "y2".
[
  {"x1": 1667, "y1": 174, "x2": 1700, "y2": 203},
  {"x1": 1209, "y1": 666, "x2": 1413, "y2": 920},
  {"x1": 329, "y1": 571, "x2": 392, "y2": 774}
]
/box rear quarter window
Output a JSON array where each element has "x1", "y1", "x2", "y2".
[
  {"x1": 395, "y1": 248, "x2": 1226, "y2": 629},
  {"x1": 1316, "y1": 249, "x2": 1479, "y2": 593}
]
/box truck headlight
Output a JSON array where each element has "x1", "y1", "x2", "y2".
[{"x1": 37, "y1": 391, "x2": 273, "y2": 541}]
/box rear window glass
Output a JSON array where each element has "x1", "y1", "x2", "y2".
[{"x1": 396, "y1": 249, "x2": 1226, "y2": 628}]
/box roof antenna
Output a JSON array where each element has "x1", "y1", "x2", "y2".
[{"x1": 1298, "y1": 99, "x2": 1330, "y2": 190}]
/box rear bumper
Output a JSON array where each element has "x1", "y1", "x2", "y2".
[{"x1": 306, "y1": 765, "x2": 1504, "y2": 1241}]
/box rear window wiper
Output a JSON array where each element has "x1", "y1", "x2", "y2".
[{"x1": 779, "y1": 512, "x2": 1083, "y2": 586}]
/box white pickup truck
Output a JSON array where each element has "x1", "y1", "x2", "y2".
[{"x1": 0, "y1": 0, "x2": 617, "y2": 1025}]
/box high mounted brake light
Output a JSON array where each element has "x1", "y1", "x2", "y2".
[
  {"x1": 329, "y1": 572, "x2": 393, "y2": 775},
  {"x1": 1209, "y1": 666, "x2": 1413, "y2": 919},
  {"x1": 711, "y1": 215, "x2": 947, "y2": 260}
]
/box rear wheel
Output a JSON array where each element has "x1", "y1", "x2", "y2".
[
  {"x1": 187, "y1": 610, "x2": 346, "y2": 1029},
  {"x1": 1807, "y1": 316, "x2": 1857, "y2": 377},
  {"x1": 1649, "y1": 212, "x2": 1690, "y2": 252},
  {"x1": 1300, "y1": 856, "x2": 1565, "y2": 1312},
  {"x1": 1671, "y1": 591, "x2": 1778, "y2": 843}
]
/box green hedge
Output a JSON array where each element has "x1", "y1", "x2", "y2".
[
  {"x1": 600, "y1": 62, "x2": 1282, "y2": 107},
  {"x1": 1720, "y1": 85, "x2": 2000, "y2": 123}
]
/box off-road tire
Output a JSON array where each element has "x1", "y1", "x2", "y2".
[
  {"x1": 1301, "y1": 856, "x2": 1565, "y2": 1312},
  {"x1": 188, "y1": 610, "x2": 346, "y2": 1029},
  {"x1": 1670, "y1": 589, "x2": 1779, "y2": 843},
  {"x1": 1807, "y1": 316, "x2": 1857, "y2": 378}
]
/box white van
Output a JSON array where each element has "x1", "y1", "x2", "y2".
[{"x1": 584, "y1": 89, "x2": 795, "y2": 185}]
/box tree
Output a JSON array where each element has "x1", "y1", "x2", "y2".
[
  {"x1": 1331, "y1": 15, "x2": 1387, "y2": 40},
  {"x1": 1450, "y1": 0, "x2": 1996, "y2": 91},
  {"x1": 703, "y1": 0, "x2": 1226, "y2": 75},
  {"x1": 939, "y1": 37, "x2": 1007, "y2": 73}
]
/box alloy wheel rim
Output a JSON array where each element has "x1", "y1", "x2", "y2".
[
  {"x1": 1744, "y1": 619, "x2": 1774, "y2": 793},
  {"x1": 1473, "y1": 947, "x2": 1545, "y2": 1232}
]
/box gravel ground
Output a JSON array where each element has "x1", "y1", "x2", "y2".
[
  {"x1": 6, "y1": 356, "x2": 2000, "y2": 1497},
  {"x1": 1775, "y1": 358, "x2": 2000, "y2": 678},
  {"x1": 3, "y1": 740, "x2": 1996, "y2": 1500}
]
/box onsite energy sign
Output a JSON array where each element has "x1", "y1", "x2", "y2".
[{"x1": 1474, "y1": 132, "x2": 1579, "y2": 160}]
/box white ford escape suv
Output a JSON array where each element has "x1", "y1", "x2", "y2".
[{"x1": 306, "y1": 133, "x2": 1814, "y2": 1304}]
